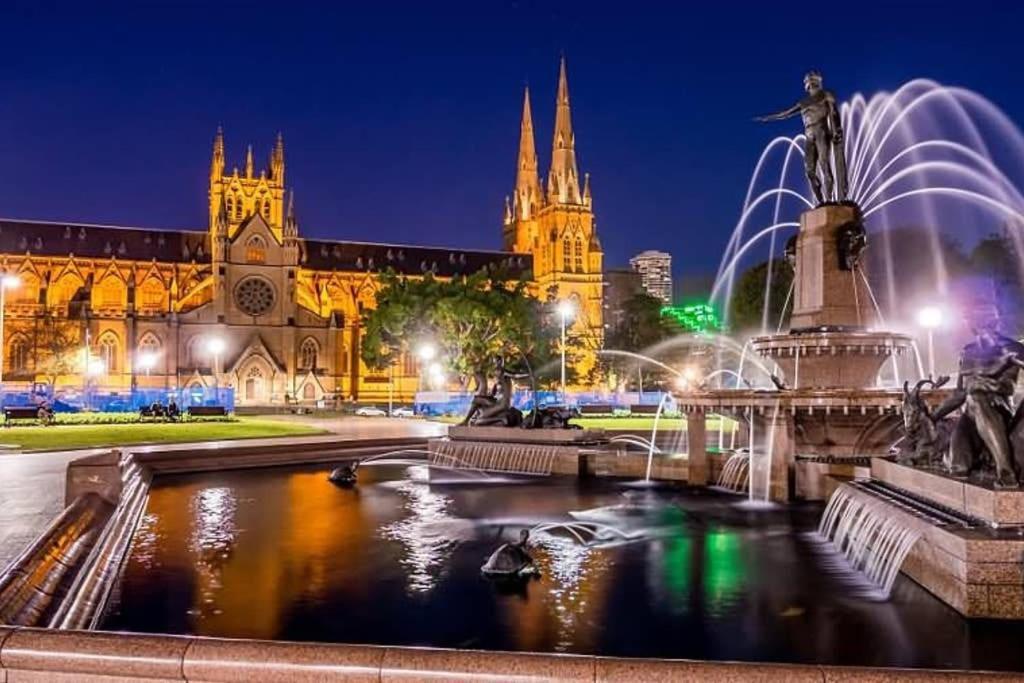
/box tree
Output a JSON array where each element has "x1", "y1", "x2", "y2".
[
  {"x1": 361, "y1": 269, "x2": 557, "y2": 394},
  {"x1": 728, "y1": 259, "x2": 794, "y2": 333},
  {"x1": 966, "y1": 232, "x2": 1024, "y2": 335},
  {"x1": 602, "y1": 292, "x2": 680, "y2": 391},
  {"x1": 35, "y1": 314, "x2": 82, "y2": 387}
]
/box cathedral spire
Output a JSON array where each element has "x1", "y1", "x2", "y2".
[
  {"x1": 211, "y1": 126, "x2": 225, "y2": 179},
  {"x1": 271, "y1": 132, "x2": 285, "y2": 184},
  {"x1": 245, "y1": 144, "x2": 254, "y2": 178},
  {"x1": 548, "y1": 56, "x2": 582, "y2": 205},
  {"x1": 513, "y1": 87, "x2": 541, "y2": 221}
]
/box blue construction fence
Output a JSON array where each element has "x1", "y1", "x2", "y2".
[
  {"x1": 0, "y1": 385, "x2": 234, "y2": 413},
  {"x1": 413, "y1": 390, "x2": 676, "y2": 417}
]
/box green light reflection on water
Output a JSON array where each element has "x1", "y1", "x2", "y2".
[{"x1": 703, "y1": 529, "x2": 745, "y2": 612}]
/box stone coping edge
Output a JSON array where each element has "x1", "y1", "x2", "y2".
[{"x1": 0, "y1": 627, "x2": 1017, "y2": 681}]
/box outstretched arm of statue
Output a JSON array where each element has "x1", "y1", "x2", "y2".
[
  {"x1": 754, "y1": 102, "x2": 802, "y2": 122},
  {"x1": 930, "y1": 387, "x2": 966, "y2": 422}
]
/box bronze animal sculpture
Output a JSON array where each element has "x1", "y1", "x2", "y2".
[{"x1": 897, "y1": 377, "x2": 952, "y2": 467}]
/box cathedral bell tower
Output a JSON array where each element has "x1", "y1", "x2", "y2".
[
  {"x1": 208, "y1": 129, "x2": 288, "y2": 243},
  {"x1": 503, "y1": 57, "x2": 604, "y2": 380}
]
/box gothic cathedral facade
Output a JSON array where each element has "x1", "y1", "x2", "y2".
[{"x1": 0, "y1": 58, "x2": 601, "y2": 405}]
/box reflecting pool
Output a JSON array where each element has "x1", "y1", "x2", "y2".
[{"x1": 102, "y1": 463, "x2": 1024, "y2": 670}]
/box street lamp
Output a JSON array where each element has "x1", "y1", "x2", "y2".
[
  {"x1": 137, "y1": 351, "x2": 158, "y2": 377},
  {"x1": 427, "y1": 361, "x2": 445, "y2": 390},
  {"x1": 556, "y1": 300, "x2": 575, "y2": 401},
  {"x1": 916, "y1": 306, "x2": 943, "y2": 379},
  {"x1": 206, "y1": 337, "x2": 226, "y2": 391},
  {"x1": 0, "y1": 275, "x2": 20, "y2": 388},
  {"x1": 417, "y1": 343, "x2": 437, "y2": 361}
]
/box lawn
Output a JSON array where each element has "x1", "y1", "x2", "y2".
[
  {"x1": 0, "y1": 417, "x2": 326, "y2": 452},
  {"x1": 431, "y1": 414, "x2": 736, "y2": 431}
]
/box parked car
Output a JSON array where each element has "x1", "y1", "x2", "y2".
[
  {"x1": 355, "y1": 405, "x2": 387, "y2": 417},
  {"x1": 391, "y1": 406, "x2": 415, "y2": 418}
]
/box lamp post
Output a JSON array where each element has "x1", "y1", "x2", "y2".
[
  {"x1": 0, "y1": 275, "x2": 20, "y2": 389},
  {"x1": 206, "y1": 337, "x2": 226, "y2": 394},
  {"x1": 138, "y1": 351, "x2": 157, "y2": 377},
  {"x1": 557, "y1": 301, "x2": 575, "y2": 402},
  {"x1": 416, "y1": 343, "x2": 437, "y2": 393},
  {"x1": 916, "y1": 306, "x2": 943, "y2": 379}
]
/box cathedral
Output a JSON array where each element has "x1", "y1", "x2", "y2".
[{"x1": 0, "y1": 58, "x2": 602, "y2": 406}]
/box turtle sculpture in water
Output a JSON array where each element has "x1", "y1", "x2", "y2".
[
  {"x1": 481, "y1": 529, "x2": 538, "y2": 579},
  {"x1": 328, "y1": 462, "x2": 359, "y2": 487}
]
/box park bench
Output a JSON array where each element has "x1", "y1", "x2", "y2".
[
  {"x1": 578, "y1": 404, "x2": 614, "y2": 415},
  {"x1": 139, "y1": 405, "x2": 180, "y2": 422},
  {"x1": 3, "y1": 406, "x2": 53, "y2": 426},
  {"x1": 187, "y1": 405, "x2": 228, "y2": 418},
  {"x1": 629, "y1": 404, "x2": 661, "y2": 415}
]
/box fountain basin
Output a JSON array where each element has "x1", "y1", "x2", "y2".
[{"x1": 751, "y1": 330, "x2": 914, "y2": 390}]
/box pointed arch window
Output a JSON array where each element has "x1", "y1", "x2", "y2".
[
  {"x1": 98, "y1": 332, "x2": 119, "y2": 374},
  {"x1": 262, "y1": 200, "x2": 272, "y2": 221},
  {"x1": 574, "y1": 236, "x2": 584, "y2": 273},
  {"x1": 234, "y1": 194, "x2": 243, "y2": 219},
  {"x1": 562, "y1": 236, "x2": 572, "y2": 272},
  {"x1": 300, "y1": 337, "x2": 319, "y2": 370},
  {"x1": 245, "y1": 235, "x2": 267, "y2": 264},
  {"x1": 96, "y1": 278, "x2": 124, "y2": 308},
  {"x1": 138, "y1": 332, "x2": 161, "y2": 355},
  {"x1": 139, "y1": 278, "x2": 165, "y2": 309},
  {"x1": 10, "y1": 273, "x2": 39, "y2": 305},
  {"x1": 226, "y1": 195, "x2": 235, "y2": 219},
  {"x1": 7, "y1": 335, "x2": 29, "y2": 373},
  {"x1": 302, "y1": 383, "x2": 315, "y2": 400}
]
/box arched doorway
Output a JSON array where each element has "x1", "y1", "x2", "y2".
[{"x1": 244, "y1": 366, "x2": 266, "y2": 403}]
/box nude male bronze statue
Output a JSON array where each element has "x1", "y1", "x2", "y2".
[
  {"x1": 757, "y1": 71, "x2": 849, "y2": 205},
  {"x1": 931, "y1": 305, "x2": 1024, "y2": 488}
]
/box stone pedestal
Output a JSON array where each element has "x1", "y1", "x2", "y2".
[
  {"x1": 685, "y1": 414, "x2": 707, "y2": 486},
  {"x1": 430, "y1": 426, "x2": 610, "y2": 477},
  {"x1": 790, "y1": 203, "x2": 874, "y2": 330},
  {"x1": 819, "y1": 458, "x2": 1024, "y2": 619}
]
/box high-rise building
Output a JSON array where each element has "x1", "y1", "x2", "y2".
[
  {"x1": 629, "y1": 250, "x2": 672, "y2": 303},
  {"x1": 602, "y1": 269, "x2": 643, "y2": 331},
  {"x1": 503, "y1": 57, "x2": 604, "y2": 379}
]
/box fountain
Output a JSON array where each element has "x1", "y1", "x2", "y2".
[{"x1": 671, "y1": 74, "x2": 1024, "y2": 617}]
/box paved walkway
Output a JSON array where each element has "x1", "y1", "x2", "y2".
[{"x1": 0, "y1": 417, "x2": 445, "y2": 570}]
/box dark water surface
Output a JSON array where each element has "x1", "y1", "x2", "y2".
[{"x1": 102, "y1": 463, "x2": 1024, "y2": 670}]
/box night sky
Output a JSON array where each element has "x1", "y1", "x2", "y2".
[{"x1": 2, "y1": 1, "x2": 1023, "y2": 280}]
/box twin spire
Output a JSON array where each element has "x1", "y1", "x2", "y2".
[
  {"x1": 510, "y1": 56, "x2": 589, "y2": 222},
  {"x1": 210, "y1": 128, "x2": 286, "y2": 184}
]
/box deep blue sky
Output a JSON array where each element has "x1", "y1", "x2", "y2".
[{"x1": 2, "y1": 1, "x2": 1023, "y2": 279}]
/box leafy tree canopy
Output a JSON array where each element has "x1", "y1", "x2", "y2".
[
  {"x1": 360, "y1": 269, "x2": 557, "y2": 385},
  {"x1": 728, "y1": 258, "x2": 794, "y2": 333}
]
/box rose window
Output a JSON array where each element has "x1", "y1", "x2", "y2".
[{"x1": 234, "y1": 277, "x2": 275, "y2": 316}]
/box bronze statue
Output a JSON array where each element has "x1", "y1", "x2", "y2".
[
  {"x1": 757, "y1": 71, "x2": 849, "y2": 205},
  {"x1": 897, "y1": 377, "x2": 952, "y2": 467},
  {"x1": 931, "y1": 308, "x2": 1024, "y2": 487},
  {"x1": 461, "y1": 358, "x2": 523, "y2": 427}
]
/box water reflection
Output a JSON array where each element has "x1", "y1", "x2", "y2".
[
  {"x1": 187, "y1": 486, "x2": 240, "y2": 620},
  {"x1": 380, "y1": 468, "x2": 459, "y2": 595},
  {"x1": 531, "y1": 532, "x2": 609, "y2": 652},
  {"x1": 102, "y1": 465, "x2": 1024, "y2": 671},
  {"x1": 703, "y1": 530, "x2": 745, "y2": 616}
]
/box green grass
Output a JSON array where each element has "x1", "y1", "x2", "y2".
[
  {"x1": 0, "y1": 416, "x2": 326, "y2": 452},
  {"x1": 431, "y1": 414, "x2": 736, "y2": 431}
]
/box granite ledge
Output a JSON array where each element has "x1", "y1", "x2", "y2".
[{"x1": 1, "y1": 629, "x2": 1021, "y2": 681}]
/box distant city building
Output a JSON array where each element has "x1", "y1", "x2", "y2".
[
  {"x1": 661, "y1": 303, "x2": 719, "y2": 333},
  {"x1": 629, "y1": 250, "x2": 673, "y2": 303},
  {"x1": 602, "y1": 268, "x2": 644, "y2": 330}
]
